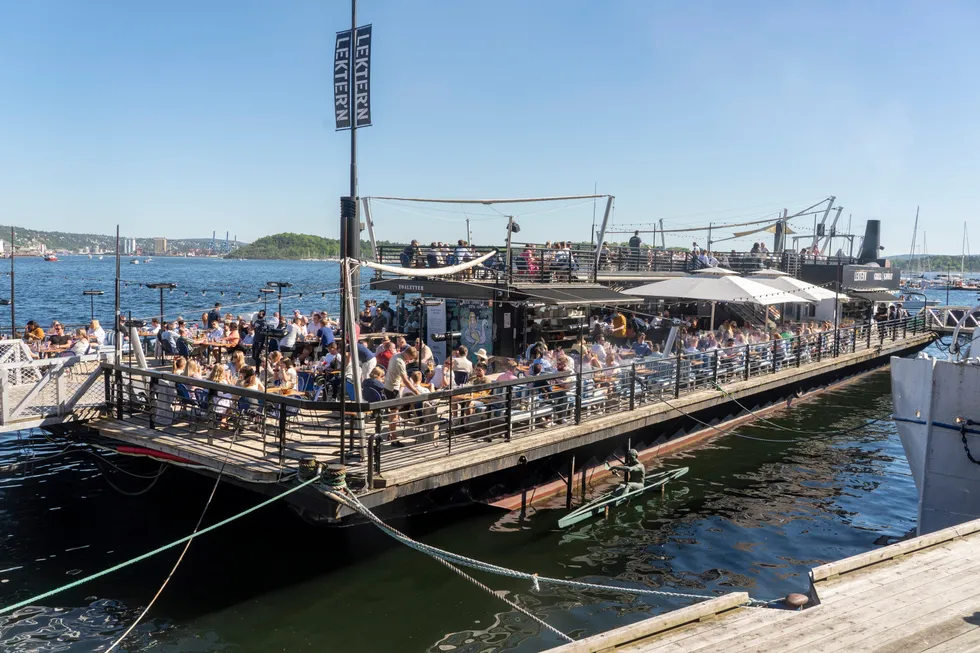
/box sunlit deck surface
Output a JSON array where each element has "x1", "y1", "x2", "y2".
[
  {"x1": 549, "y1": 518, "x2": 980, "y2": 653},
  {"x1": 86, "y1": 320, "x2": 932, "y2": 517}
]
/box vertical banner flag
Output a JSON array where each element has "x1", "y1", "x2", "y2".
[
  {"x1": 426, "y1": 300, "x2": 447, "y2": 364},
  {"x1": 334, "y1": 25, "x2": 372, "y2": 130}
]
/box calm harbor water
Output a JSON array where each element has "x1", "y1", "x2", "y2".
[
  {"x1": 0, "y1": 262, "x2": 971, "y2": 652},
  {"x1": 0, "y1": 255, "x2": 390, "y2": 334}
]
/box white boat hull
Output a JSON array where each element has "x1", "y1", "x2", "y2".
[{"x1": 892, "y1": 354, "x2": 980, "y2": 535}]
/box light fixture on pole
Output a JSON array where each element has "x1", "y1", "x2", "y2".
[
  {"x1": 266, "y1": 282, "x2": 293, "y2": 323},
  {"x1": 82, "y1": 289, "x2": 104, "y2": 321},
  {"x1": 146, "y1": 283, "x2": 177, "y2": 323},
  {"x1": 259, "y1": 287, "x2": 275, "y2": 313}
]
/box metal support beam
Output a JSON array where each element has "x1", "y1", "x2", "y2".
[
  {"x1": 593, "y1": 196, "x2": 615, "y2": 280},
  {"x1": 565, "y1": 455, "x2": 575, "y2": 510}
]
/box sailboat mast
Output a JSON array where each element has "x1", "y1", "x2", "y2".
[
  {"x1": 962, "y1": 222, "x2": 967, "y2": 276},
  {"x1": 908, "y1": 206, "x2": 919, "y2": 275},
  {"x1": 923, "y1": 232, "x2": 929, "y2": 272}
]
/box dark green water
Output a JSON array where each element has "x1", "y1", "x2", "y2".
[{"x1": 0, "y1": 365, "x2": 922, "y2": 652}]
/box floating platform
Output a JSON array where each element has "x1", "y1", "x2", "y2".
[
  {"x1": 549, "y1": 517, "x2": 980, "y2": 653},
  {"x1": 77, "y1": 326, "x2": 932, "y2": 522}
]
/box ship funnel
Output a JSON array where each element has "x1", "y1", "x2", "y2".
[{"x1": 858, "y1": 220, "x2": 883, "y2": 264}]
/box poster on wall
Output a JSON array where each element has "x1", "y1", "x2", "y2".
[
  {"x1": 426, "y1": 300, "x2": 447, "y2": 363},
  {"x1": 452, "y1": 300, "x2": 493, "y2": 362}
]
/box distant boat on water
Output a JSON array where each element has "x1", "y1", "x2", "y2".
[
  {"x1": 43, "y1": 254, "x2": 58, "y2": 262},
  {"x1": 129, "y1": 259, "x2": 139, "y2": 265}
]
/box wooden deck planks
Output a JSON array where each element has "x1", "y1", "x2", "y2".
[{"x1": 547, "y1": 518, "x2": 980, "y2": 653}]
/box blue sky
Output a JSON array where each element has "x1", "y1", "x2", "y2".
[{"x1": 1, "y1": 0, "x2": 977, "y2": 253}]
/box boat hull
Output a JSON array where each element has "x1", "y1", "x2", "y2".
[{"x1": 892, "y1": 355, "x2": 980, "y2": 535}]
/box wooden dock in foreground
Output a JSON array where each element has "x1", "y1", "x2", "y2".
[{"x1": 551, "y1": 518, "x2": 980, "y2": 653}]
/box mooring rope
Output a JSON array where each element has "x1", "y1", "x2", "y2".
[
  {"x1": 326, "y1": 488, "x2": 758, "y2": 606},
  {"x1": 711, "y1": 384, "x2": 891, "y2": 436},
  {"x1": 0, "y1": 474, "x2": 322, "y2": 617},
  {"x1": 105, "y1": 429, "x2": 242, "y2": 652}
]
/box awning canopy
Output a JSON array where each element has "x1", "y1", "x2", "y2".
[
  {"x1": 848, "y1": 290, "x2": 900, "y2": 303},
  {"x1": 514, "y1": 285, "x2": 641, "y2": 306},
  {"x1": 630, "y1": 275, "x2": 813, "y2": 305},
  {"x1": 748, "y1": 275, "x2": 850, "y2": 302}
]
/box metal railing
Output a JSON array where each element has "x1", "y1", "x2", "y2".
[
  {"x1": 373, "y1": 243, "x2": 811, "y2": 285},
  {"x1": 95, "y1": 316, "x2": 926, "y2": 489},
  {"x1": 101, "y1": 364, "x2": 373, "y2": 476},
  {"x1": 358, "y1": 316, "x2": 925, "y2": 479},
  {"x1": 0, "y1": 344, "x2": 109, "y2": 429},
  {"x1": 923, "y1": 305, "x2": 980, "y2": 332}
]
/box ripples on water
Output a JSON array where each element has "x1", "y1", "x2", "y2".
[{"x1": 0, "y1": 341, "x2": 939, "y2": 652}]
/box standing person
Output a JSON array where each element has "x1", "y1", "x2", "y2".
[
  {"x1": 207, "y1": 302, "x2": 223, "y2": 327},
  {"x1": 383, "y1": 346, "x2": 420, "y2": 438},
  {"x1": 628, "y1": 230, "x2": 642, "y2": 271},
  {"x1": 610, "y1": 310, "x2": 627, "y2": 346}
]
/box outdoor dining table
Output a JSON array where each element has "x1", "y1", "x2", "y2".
[{"x1": 193, "y1": 339, "x2": 236, "y2": 364}]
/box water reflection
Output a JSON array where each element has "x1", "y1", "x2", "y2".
[{"x1": 0, "y1": 368, "x2": 920, "y2": 652}]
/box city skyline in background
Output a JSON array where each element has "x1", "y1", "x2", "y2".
[{"x1": 1, "y1": 1, "x2": 978, "y2": 254}]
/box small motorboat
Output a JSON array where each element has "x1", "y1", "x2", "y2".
[
  {"x1": 0, "y1": 299, "x2": 10, "y2": 306},
  {"x1": 88, "y1": 254, "x2": 93, "y2": 259},
  {"x1": 43, "y1": 254, "x2": 58, "y2": 262},
  {"x1": 129, "y1": 259, "x2": 139, "y2": 265},
  {"x1": 98, "y1": 256, "x2": 104, "y2": 260}
]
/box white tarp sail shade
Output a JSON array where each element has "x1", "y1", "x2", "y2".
[
  {"x1": 630, "y1": 275, "x2": 814, "y2": 305},
  {"x1": 691, "y1": 266, "x2": 739, "y2": 276},
  {"x1": 747, "y1": 274, "x2": 850, "y2": 302},
  {"x1": 360, "y1": 249, "x2": 497, "y2": 277}
]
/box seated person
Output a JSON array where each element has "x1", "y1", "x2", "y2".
[
  {"x1": 24, "y1": 320, "x2": 45, "y2": 343},
  {"x1": 631, "y1": 332, "x2": 653, "y2": 357},
  {"x1": 47, "y1": 323, "x2": 72, "y2": 350},
  {"x1": 69, "y1": 330, "x2": 91, "y2": 356},
  {"x1": 361, "y1": 366, "x2": 386, "y2": 402}
]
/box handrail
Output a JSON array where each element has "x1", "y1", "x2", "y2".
[{"x1": 100, "y1": 362, "x2": 369, "y2": 412}]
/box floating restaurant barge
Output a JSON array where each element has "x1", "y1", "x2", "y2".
[
  {"x1": 11, "y1": 209, "x2": 934, "y2": 523},
  {"x1": 86, "y1": 314, "x2": 931, "y2": 522}
]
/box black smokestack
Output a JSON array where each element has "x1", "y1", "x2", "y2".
[{"x1": 858, "y1": 220, "x2": 882, "y2": 264}]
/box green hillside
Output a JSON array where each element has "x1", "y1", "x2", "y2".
[{"x1": 230, "y1": 233, "x2": 342, "y2": 260}]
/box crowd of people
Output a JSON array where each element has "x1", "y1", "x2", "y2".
[{"x1": 22, "y1": 318, "x2": 107, "y2": 357}]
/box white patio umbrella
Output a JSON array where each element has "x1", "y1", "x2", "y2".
[
  {"x1": 631, "y1": 274, "x2": 813, "y2": 329},
  {"x1": 746, "y1": 273, "x2": 850, "y2": 302}
]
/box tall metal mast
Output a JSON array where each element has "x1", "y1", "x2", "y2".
[
  {"x1": 908, "y1": 206, "x2": 919, "y2": 274},
  {"x1": 962, "y1": 222, "x2": 968, "y2": 276}
]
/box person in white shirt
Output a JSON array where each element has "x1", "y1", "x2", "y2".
[
  {"x1": 452, "y1": 346, "x2": 474, "y2": 374},
  {"x1": 591, "y1": 335, "x2": 607, "y2": 359},
  {"x1": 454, "y1": 240, "x2": 471, "y2": 263},
  {"x1": 279, "y1": 317, "x2": 302, "y2": 352},
  {"x1": 207, "y1": 321, "x2": 224, "y2": 342},
  {"x1": 87, "y1": 320, "x2": 106, "y2": 346},
  {"x1": 430, "y1": 358, "x2": 452, "y2": 389}
]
